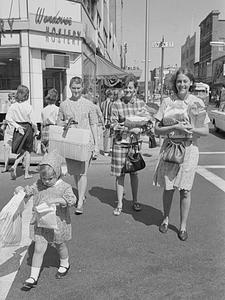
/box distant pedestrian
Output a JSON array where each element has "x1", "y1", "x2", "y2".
[
  {"x1": 6, "y1": 85, "x2": 38, "y2": 180},
  {"x1": 1, "y1": 92, "x2": 16, "y2": 173},
  {"x1": 41, "y1": 88, "x2": 59, "y2": 153},
  {"x1": 153, "y1": 68, "x2": 210, "y2": 241},
  {"x1": 14, "y1": 151, "x2": 76, "y2": 291},
  {"x1": 101, "y1": 89, "x2": 114, "y2": 156}
]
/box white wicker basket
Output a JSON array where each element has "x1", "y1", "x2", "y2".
[{"x1": 49, "y1": 125, "x2": 91, "y2": 161}]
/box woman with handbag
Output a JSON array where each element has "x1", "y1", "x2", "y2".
[
  {"x1": 110, "y1": 75, "x2": 148, "y2": 216},
  {"x1": 153, "y1": 68, "x2": 210, "y2": 241}
]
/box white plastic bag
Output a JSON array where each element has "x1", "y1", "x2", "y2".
[{"x1": 0, "y1": 191, "x2": 25, "y2": 247}]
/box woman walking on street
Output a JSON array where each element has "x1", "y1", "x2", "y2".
[
  {"x1": 153, "y1": 68, "x2": 210, "y2": 241},
  {"x1": 41, "y1": 88, "x2": 59, "y2": 153},
  {"x1": 110, "y1": 75, "x2": 148, "y2": 216},
  {"x1": 57, "y1": 76, "x2": 99, "y2": 215},
  {"x1": 6, "y1": 85, "x2": 38, "y2": 180}
]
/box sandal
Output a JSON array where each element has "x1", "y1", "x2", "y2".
[
  {"x1": 55, "y1": 265, "x2": 70, "y2": 279},
  {"x1": 132, "y1": 202, "x2": 142, "y2": 212},
  {"x1": 113, "y1": 207, "x2": 122, "y2": 216},
  {"x1": 22, "y1": 277, "x2": 38, "y2": 291}
]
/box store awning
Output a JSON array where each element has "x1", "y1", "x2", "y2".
[{"x1": 96, "y1": 55, "x2": 129, "y2": 79}]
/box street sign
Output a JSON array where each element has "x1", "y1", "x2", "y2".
[{"x1": 152, "y1": 41, "x2": 174, "y2": 48}]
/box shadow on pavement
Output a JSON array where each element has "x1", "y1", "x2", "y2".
[
  {"x1": 0, "y1": 246, "x2": 28, "y2": 277},
  {"x1": 26, "y1": 241, "x2": 59, "y2": 270},
  {"x1": 89, "y1": 186, "x2": 164, "y2": 227}
]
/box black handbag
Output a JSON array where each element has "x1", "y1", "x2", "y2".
[
  {"x1": 122, "y1": 135, "x2": 146, "y2": 173},
  {"x1": 162, "y1": 139, "x2": 185, "y2": 164},
  {"x1": 148, "y1": 132, "x2": 157, "y2": 148}
]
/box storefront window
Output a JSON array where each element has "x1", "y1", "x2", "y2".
[{"x1": 0, "y1": 49, "x2": 20, "y2": 90}]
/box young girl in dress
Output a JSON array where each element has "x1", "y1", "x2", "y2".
[{"x1": 15, "y1": 150, "x2": 77, "y2": 291}]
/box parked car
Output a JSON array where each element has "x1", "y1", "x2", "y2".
[
  {"x1": 210, "y1": 102, "x2": 225, "y2": 132},
  {"x1": 192, "y1": 82, "x2": 210, "y2": 107}
]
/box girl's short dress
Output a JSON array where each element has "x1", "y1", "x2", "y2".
[
  {"x1": 27, "y1": 179, "x2": 76, "y2": 244},
  {"x1": 153, "y1": 94, "x2": 210, "y2": 191}
]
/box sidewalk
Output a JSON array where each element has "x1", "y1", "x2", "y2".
[{"x1": 0, "y1": 135, "x2": 160, "y2": 166}]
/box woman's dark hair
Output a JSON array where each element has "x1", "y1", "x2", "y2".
[
  {"x1": 171, "y1": 67, "x2": 195, "y2": 94},
  {"x1": 69, "y1": 76, "x2": 83, "y2": 87},
  {"x1": 15, "y1": 85, "x2": 29, "y2": 102},
  {"x1": 124, "y1": 74, "x2": 138, "y2": 89},
  {"x1": 45, "y1": 88, "x2": 58, "y2": 104}
]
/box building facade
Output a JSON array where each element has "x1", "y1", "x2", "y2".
[
  {"x1": 0, "y1": 0, "x2": 124, "y2": 122},
  {"x1": 199, "y1": 10, "x2": 225, "y2": 85},
  {"x1": 181, "y1": 32, "x2": 199, "y2": 75}
]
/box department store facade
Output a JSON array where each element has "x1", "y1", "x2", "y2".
[{"x1": 0, "y1": 0, "x2": 122, "y2": 122}]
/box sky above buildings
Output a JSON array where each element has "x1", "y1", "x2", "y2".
[{"x1": 123, "y1": 0, "x2": 225, "y2": 78}]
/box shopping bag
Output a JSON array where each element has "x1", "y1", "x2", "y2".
[
  {"x1": 0, "y1": 191, "x2": 25, "y2": 247},
  {"x1": 49, "y1": 125, "x2": 91, "y2": 161},
  {"x1": 35, "y1": 202, "x2": 58, "y2": 229}
]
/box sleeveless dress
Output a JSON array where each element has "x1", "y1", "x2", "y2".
[{"x1": 153, "y1": 94, "x2": 210, "y2": 191}]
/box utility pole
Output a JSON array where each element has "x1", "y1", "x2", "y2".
[
  {"x1": 152, "y1": 37, "x2": 174, "y2": 103},
  {"x1": 144, "y1": 0, "x2": 150, "y2": 103},
  {"x1": 160, "y1": 36, "x2": 165, "y2": 104}
]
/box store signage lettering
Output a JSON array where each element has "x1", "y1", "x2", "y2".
[
  {"x1": 35, "y1": 7, "x2": 72, "y2": 26},
  {"x1": 0, "y1": 18, "x2": 14, "y2": 37},
  {"x1": 46, "y1": 26, "x2": 81, "y2": 44},
  {"x1": 35, "y1": 7, "x2": 81, "y2": 44}
]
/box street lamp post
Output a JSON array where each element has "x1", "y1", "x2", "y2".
[
  {"x1": 152, "y1": 37, "x2": 174, "y2": 103},
  {"x1": 144, "y1": 0, "x2": 150, "y2": 103}
]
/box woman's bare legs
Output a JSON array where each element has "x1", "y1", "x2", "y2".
[
  {"x1": 179, "y1": 189, "x2": 191, "y2": 231},
  {"x1": 115, "y1": 175, "x2": 125, "y2": 209},
  {"x1": 162, "y1": 189, "x2": 175, "y2": 225},
  {"x1": 130, "y1": 173, "x2": 138, "y2": 204},
  {"x1": 24, "y1": 151, "x2": 32, "y2": 179},
  {"x1": 2, "y1": 145, "x2": 10, "y2": 171}
]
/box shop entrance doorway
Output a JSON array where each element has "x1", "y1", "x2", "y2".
[{"x1": 43, "y1": 69, "x2": 66, "y2": 106}]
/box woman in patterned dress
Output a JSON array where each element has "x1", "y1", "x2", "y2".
[
  {"x1": 57, "y1": 76, "x2": 98, "y2": 215},
  {"x1": 110, "y1": 75, "x2": 148, "y2": 216},
  {"x1": 153, "y1": 68, "x2": 210, "y2": 241}
]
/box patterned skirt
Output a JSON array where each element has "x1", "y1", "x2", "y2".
[
  {"x1": 111, "y1": 142, "x2": 137, "y2": 177},
  {"x1": 153, "y1": 139, "x2": 199, "y2": 191}
]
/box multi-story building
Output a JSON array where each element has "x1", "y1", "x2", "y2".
[
  {"x1": 0, "y1": 0, "x2": 124, "y2": 122},
  {"x1": 181, "y1": 32, "x2": 200, "y2": 76},
  {"x1": 199, "y1": 10, "x2": 225, "y2": 85}
]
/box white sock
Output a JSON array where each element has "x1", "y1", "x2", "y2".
[
  {"x1": 58, "y1": 257, "x2": 69, "y2": 273},
  {"x1": 28, "y1": 266, "x2": 40, "y2": 282}
]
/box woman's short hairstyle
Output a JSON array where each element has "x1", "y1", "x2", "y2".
[
  {"x1": 124, "y1": 74, "x2": 138, "y2": 89},
  {"x1": 15, "y1": 85, "x2": 29, "y2": 102},
  {"x1": 106, "y1": 89, "x2": 113, "y2": 97},
  {"x1": 45, "y1": 88, "x2": 58, "y2": 104},
  {"x1": 171, "y1": 67, "x2": 195, "y2": 94},
  {"x1": 69, "y1": 76, "x2": 83, "y2": 87}
]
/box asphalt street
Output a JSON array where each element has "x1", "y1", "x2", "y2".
[{"x1": 0, "y1": 128, "x2": 225, "y2": 300}]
